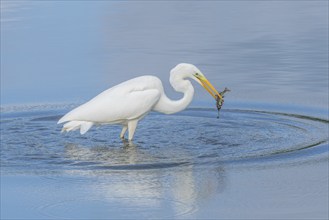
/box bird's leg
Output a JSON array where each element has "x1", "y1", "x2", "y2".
[
  {"x1": 120, "y1": 125, "x2": 128, "y2": 139},
  {"x1": 128, "y1": 120, "x2": 138, "y2": 141}
]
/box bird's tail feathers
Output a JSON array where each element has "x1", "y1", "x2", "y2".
[{"x1": 61, "y1": 121, "x2": 93, "y2": 135}]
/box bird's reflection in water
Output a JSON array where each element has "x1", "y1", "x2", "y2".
[
  {"x1": 63, "y1": 142, "x2": 226, "y2": 217},
  {"x1": 64, "y1": 142, "x2": 139, "y2": 166}
]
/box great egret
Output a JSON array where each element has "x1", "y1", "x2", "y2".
[{"x1": 58, "y1": 63, "x2": 222, "y2": 140}]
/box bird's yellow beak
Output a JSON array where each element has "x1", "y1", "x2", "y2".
[{"x1": 195, "y1": 75, "x2": 222, "y2": 100}]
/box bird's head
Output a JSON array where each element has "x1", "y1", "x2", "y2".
[{"x1": 171, "y1": 63, "x2": 222, "y2": 100}]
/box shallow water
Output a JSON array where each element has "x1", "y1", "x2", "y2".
[
  {"x1": 1, "y1": 107, "x2": 328, "y2": 174},
  {"x1": 1, "y1": 105, "x2": 328, "y2": 219},
  {"x1": 1, "y1": 1, "x2": 328, "y2": 219},
  {"x1": 1, "y1": 1, "x2": 328, "y2": 107}
]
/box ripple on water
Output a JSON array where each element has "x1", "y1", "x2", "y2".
[
  {"x1": 1, "y1": 108, "x2": 328, "y2": 174},
  {"x1": 36, "y1": 197, "x2": 195, "y2": 219}
]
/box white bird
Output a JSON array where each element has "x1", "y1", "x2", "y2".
[{"x1": 58, "y1": 63, "x2": 222, "y2": 141}]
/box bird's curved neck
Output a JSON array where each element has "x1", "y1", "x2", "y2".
[{"x1": 153, "y1": 76, "x2": 194, "y2": 114}]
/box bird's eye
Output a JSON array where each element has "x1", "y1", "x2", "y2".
[{"x1": 195, "y1": 73, "x2": 199, "y2": 76}]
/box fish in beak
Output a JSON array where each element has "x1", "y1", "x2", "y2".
[{"x1": 194, "y1": 73, "x2": 230, "y2": 118}]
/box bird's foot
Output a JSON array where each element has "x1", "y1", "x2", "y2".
[{"x1": 122, "y1": 138, "x2": 136, "y2": 147}]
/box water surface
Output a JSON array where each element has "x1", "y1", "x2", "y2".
[
  {"x1": 1, "y1": 1, "x2": 328, "y2": 219},
  {"x1": 1, "y1": 1, "x2": 328, "y2": 107},
  {"x1": 1, "y1": 105, "x2": 328, "y2": 219}
]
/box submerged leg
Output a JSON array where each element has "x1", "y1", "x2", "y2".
[
  {"x1": 128, "y1": 120, "x2": 139, "y2": 141},
  {"x1": 120, "y1": 125, "x2": 128, "y2": 139}
]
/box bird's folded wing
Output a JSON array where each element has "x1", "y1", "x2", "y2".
[{"x1": 58, "y1": 88, "x2": 161, "y2": 124}]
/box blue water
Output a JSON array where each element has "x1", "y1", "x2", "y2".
[
  {"x1": 1, "y1": 1, "x2": 328, "y2": 219},
  {"x1": 1, "y1": 105, "x2": 327, "y2": 173},
  {"x1": 1, "y1": 104, "x2": 328, "y2": 219},
  {"x1": 1, "y1": 1, "x2": 328, "y2": 107}
]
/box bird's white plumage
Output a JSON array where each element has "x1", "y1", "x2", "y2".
[
  {"x1": 58, "y1": 76, "x2": 162, "y2": 124},
  {"x1": 58, "y1": 63, "x2": 219, "y2": 141}
]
